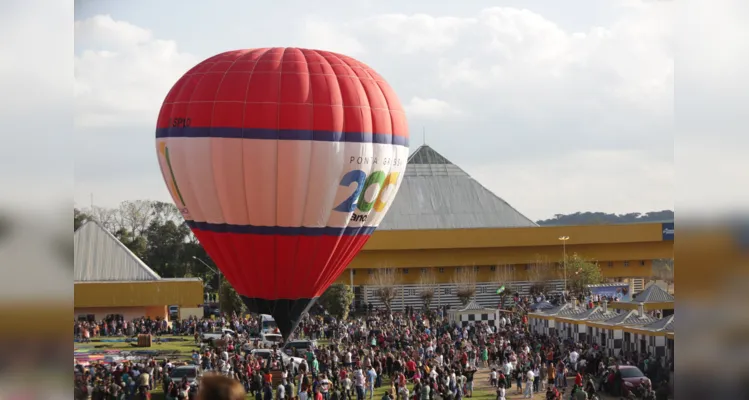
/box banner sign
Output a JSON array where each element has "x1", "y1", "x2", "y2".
[
  {"x1": 588, "y1": 283, "x2": 631, "y2": 302},
  {"x1": 662, "y1": 222, "x2": 674, "y2": 241}
]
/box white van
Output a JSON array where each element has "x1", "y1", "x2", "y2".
[{"x1": 260, "y1": 314, "x2": 277, "y2": 333}]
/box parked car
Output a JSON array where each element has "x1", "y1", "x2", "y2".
[
  {"x1": 166, "y1": 365, "x2": 202, "y2": 387},
  {"x1": 242, "y1": 332, "x2": 284, "y2": 350},
  {"x1": 249, "y1": 349, "x2": 304, "y2": 369},
  {"x1": 201, "y1": 328, "x2": 237, "y2": 343},
  {"x1": 283, "y1": 339, "x2": 317, "y2": 356},
  {"x1": 603, "y1": 365, "x2": 651, "y2": 396}
]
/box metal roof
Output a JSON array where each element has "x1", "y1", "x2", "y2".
[
  {"x1": 459, "y1": 299, "x2": 493, "y2": 312},
  {"x1": 379, "y1": 145, "x2": 538, "y2": 230},
  {"x1": 603, "y1": 309, "x2": 659, "y2": 326},
  {"x1": 74, "y1": 221, "x2": 161, "y2": 282},
  {"x1": 557, "y1": 305, "x2": 589, "y2": 318},
  {"x1": 573, "y1": 306, "x2": 619, "y2": 321},
  {"x1": 633, "y1": 284, "x2": 674, "y2": 303},
  {"x1": 642, "y1": 314, "x2": 674, "y2": 331}
]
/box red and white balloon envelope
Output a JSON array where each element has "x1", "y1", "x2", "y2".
[{"x1": 155, "y1": 48, "x2": 409, "y2": 338}]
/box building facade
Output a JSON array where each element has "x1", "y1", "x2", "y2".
[
  {"x1": 74, "y1": 221, "x2": 203, "y2": 322},
  {"x1": 339, "y1": 145, "x2": 674, "y2": 299}
]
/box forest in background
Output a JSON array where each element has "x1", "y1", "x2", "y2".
[{"x1": 536, "y1": 210, "x2": 674, "y2": 226}]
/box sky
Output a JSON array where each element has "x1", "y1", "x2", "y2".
[{"x1": 72, "y1": 0, "x2": 676, "y2": 221}]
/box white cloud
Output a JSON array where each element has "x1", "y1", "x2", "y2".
[
  {"x1": 74, "y1": 3, "x2": 676, "y2": 218},
  {"x1": 468, "y1": 149, "x2": 674, "y2": 220},
  {"x1": 297, "y1": 19, "x2": 367, "y2": 56},
  {"x1": 74, "y1": 15, "x2": 198, "y2": 128},
  {"x1": 405, "y1": 97, "x2": 461, "y2": 119}
]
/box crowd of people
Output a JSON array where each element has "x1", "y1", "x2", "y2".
[{"x1": 74, "y1": 297, "x2": 673, "y2": 400}]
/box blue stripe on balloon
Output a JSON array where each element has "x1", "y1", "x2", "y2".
[
  {"x1": 186, "y1": 221, "x2": 377, "y2": 236},
  {"x1": 156, "y1": 127, "x2": 409, "y2": 146}
]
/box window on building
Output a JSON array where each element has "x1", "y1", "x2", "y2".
[
  {"x1": 474, "y1": 266, "x2": 480, "y2": 272},
  {"x1": 490, "y1": 266, "x2": 496, "y2": 271},
  {"x1": 402, "y1": 268, "x2": 409, "y2": 274},
  {"x1": 421, "y1": 268, "x2": 428, "y2": 274},
  {"x1": 352, "y1": 270, "x2": 356, "y2": 275},
  {"x1": 368, "y1": 269, "x2": 374, "y2": 274},
  {"x1": 640, "y1": 260, "x2": 646, "y2": 266},
  {"x1": 456, "y1": 267, "x2": 463, "y2": 272},
  {"x1": 438, "y1": 268, "x2": 444, "y2": 273},
  {"x1": 607, "y1": 262, "x2": 614, "y2": 267},
  {"x1": 623, "y1": 261, "x2": 630, "y2": 267}
]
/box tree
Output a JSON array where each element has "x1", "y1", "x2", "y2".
[
  {"x1": 219, "y1": 276, "x2": 245, "y2": 317},
  {"x1": 527, "y1": 256, "x2": 553, "y2": 296},
  {"x1": 368, "y1": 268, "x2": 399, "y2": 313},
  {"x1": 493, "y1": 264, "x2": 516, "y2": 309},
  {"x1": 565, "y1": 253, "x2": 604, "y2": 295},
  {"x1": 74, "y1": 208, "x2": 91, "y2": 231},
  {"x1": 653, "y1": 258, "x2": 674, "y2": 294},
  {"x1": 452, "y1": 266, "x2": 477, "y2": 306},
  {"x1": 87, "y1": 205, "x2": 118, "y2": 232},
  {"x1": 417, "y1": 268, "x2": 438, "y2": 310},
  {"x1": 116, "y1": 200, "x2": 155, "y2": 238},
  {"x1": 536, "y1": 210, "x2": 674, "y2": 226},
  {"x1": 319, "y1": 283, "x2": 355, "y2": 320}
]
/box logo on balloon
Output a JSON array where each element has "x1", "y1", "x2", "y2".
[
  {"x1": 157, "y1": 142, "x2": 189, "y2": 216},
  {"x1": 334, "y1": 169, "x2": 400, "y2": 222}
]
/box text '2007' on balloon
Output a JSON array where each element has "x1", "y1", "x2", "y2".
[
  {"x1": 171, "y1": 117, "x2": 192, "y2": 128},
  {"x1": 335, "y1": 169, "x2": 400, "y2": 214}
]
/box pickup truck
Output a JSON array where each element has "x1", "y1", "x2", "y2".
[{"x1": 201, "y1": 328, "x2": 237, "y2": 343}]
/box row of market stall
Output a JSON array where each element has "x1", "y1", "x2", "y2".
[{"x1": 527, "y1": 284, "x2": 674, "y2": 361}]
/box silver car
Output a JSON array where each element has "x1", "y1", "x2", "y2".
[{"x1": 169, "y1": 365, "x2": 201, "y2": 386}]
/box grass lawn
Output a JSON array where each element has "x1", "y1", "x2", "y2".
[{"x1": 75, "y1": 336, "x2": 199, "y2": 360}]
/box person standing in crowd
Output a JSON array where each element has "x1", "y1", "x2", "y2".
[{"x1": 74, "y1": 294, "x2": 672, "y2": 400}]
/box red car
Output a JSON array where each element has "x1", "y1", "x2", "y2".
[{"x1": 604, "y1": 365, "x2": 651, "y2": 396}]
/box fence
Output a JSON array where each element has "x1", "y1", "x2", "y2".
[{"x1": 359, "y1": 280, "x2": 566, "y2": 311}]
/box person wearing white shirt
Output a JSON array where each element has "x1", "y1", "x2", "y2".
[
  {"x1": 497, "y1": 383, "x2": 506, "y2": 400},
  {"x1": 569, "y1": 350, "x2": 580, "y2": 372},
  {"x1": 524, "y1": 369, "x2": 535, "y2": 398},
  {"x1": 503, "y1": 361, "x2": 513, "y2": 377},
  {"x1": 366, "y1": 367, "x2": 377, "y2": 399}
]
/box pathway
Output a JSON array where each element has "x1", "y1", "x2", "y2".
[{"x1": 472, "y1": 367, "x2": 620, "y2": 400}]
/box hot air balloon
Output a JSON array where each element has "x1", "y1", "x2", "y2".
[{"x1": 155, "y1": 48, "x2": 409, "y2": 338}]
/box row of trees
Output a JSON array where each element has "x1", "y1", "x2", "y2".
[{"x1": 365, "y1": 253, "x2": 607, "y2": 312}]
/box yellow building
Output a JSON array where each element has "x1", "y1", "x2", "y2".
[
  {"x1": 337, "y1": 145, "x2": 673, "y2": 309},
  {"x1": 74, "y1": 221, "x2": 203, "y2": 321},
  {"x1": 339, "y1": 145, "x2": 673, "y2": 284}
]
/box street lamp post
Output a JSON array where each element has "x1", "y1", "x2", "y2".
[
  {"x1": 558, "y1": 236, "x2": 570, "y2": 295},
  {"x1": 193, "y1": 256, "x2": 221, "y2": 314}
]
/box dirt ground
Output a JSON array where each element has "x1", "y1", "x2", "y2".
[{"x1": 472, "y1": 367, "x2": 622, "y2": 400}]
